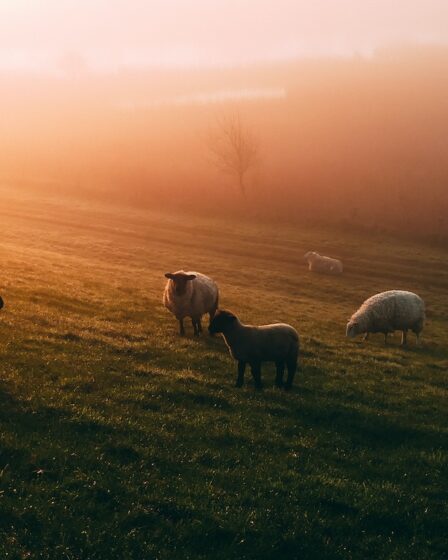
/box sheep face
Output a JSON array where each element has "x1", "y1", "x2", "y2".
[
  {"x1": 208, "y1": 309, "x2": 237, "y2": 335},
  {"x1": 304, "y1": 251, "x2": 317, "y2": 262},
  {"x1": 165, "y1": 272, "x2": 196, "y2": 296},
  {"x1": 346, "y1": 321, "x2": 361, "y2": 338}
]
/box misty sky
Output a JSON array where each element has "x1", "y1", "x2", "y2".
[{"x1": 1, "y1": 0, "x2": 448, "y2": 72}]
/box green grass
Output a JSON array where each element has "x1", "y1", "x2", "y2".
[{"x1": 0, "y1": 185, "x2": 447, "y2": 559}]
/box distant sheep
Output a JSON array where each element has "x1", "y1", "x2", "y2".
[
  {"x1": 304, "y1": 251, "x2": 343, "y2": 275},
  {"x1": 346, "y1": 290, "x2": 425, "y2": 345},
  {"x1": 209, "y1": 309, "x2": 299, "y2": 390},
  {"x1": 163, "y1": 270, "x2": 219, "y2": 336}
]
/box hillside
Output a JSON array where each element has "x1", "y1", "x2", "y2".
[{"x1": 0, "y1": 185, "x2": 447, "y2": 559}]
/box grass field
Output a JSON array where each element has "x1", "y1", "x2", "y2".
[{"x1": 0, "y1": 185, "x2": 447, "y2": 559}]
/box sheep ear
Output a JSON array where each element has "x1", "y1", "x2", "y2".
[
  {"x1": 165, "y1": 273, "x2": 175, "y2": 279},
  {"x1": 186, "y1": 274, "x2": 196, "y2": 281},
  {"x1": 224, "y1": 312, "x2": 237, "y2": 321}
]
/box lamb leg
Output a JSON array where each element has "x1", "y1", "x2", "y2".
[{"x1": 236, "y1": 361, "x2": 246, "y2": 387}]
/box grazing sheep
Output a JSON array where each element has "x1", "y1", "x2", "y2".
[
  {"x1": 304, "y1": 251, "x2": 343, "y2": 275},
  {"x1": 163, "y1": 271, "x2": 219, "y2": 336},
  {"x1": 209, "y1": 309, "x2": 299, "y2": 390},
  {"x1": 346, "y1": 290, "x2": 425, "y2": 345}
]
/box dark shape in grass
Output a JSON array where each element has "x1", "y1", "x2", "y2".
[
  {"x1": 318, "y1": 497, "x2": 358, "y2": 517},
  {"x1": 59, "y1": 332, "x2": 81, "y2": 342},
  {"x1": 104, "y1": 444, "x2": 140, "y2": 464},
  {"x1": 209, "y1": 309, "x2": 299, "y2": 391}
]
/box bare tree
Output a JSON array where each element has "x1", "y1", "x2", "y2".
[{"x1": 208, "y1": 113, "x2": 259, "y2": 196}]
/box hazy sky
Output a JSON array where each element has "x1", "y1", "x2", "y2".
[{"x1": 1, "y1": 0, "x2": 448, "y2": 71}]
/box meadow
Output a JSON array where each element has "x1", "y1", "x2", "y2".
[{"x1": 0, "y1": 185, "x2": 447, "y2": 559}]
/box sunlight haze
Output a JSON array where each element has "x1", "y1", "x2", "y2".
[
  {"x1": 1, "y1": 2, "x2": 448, "y2": 557},
  {"x1": 1, "y1": 0, "x2": 448, "y2": 71}
]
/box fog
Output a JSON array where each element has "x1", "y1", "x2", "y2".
[
  {"x1": 2, "y1": 0, "x2": 448, "y2": 70},
  {"x1": 1, "y1": 45, "x2": 447, "y2": 239},
  {"x1": 1, "y1": 0, "x2": 448, "y2": 240}
]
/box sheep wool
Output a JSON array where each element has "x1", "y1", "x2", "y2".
[
  {"x1": 346, "y1": 290, "x2": 425, "y2": 345},
  {"x1": 304, "y1": 251, "x2": 343, "y2": 275},
  {"x1": 163, "y1": 270, "x2": 219, "y2": 336}
]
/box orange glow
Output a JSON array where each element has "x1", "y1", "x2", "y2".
[{"x1": 1, "y1": 2, "x2": 447, "y2": 238}]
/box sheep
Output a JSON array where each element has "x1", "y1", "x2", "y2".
[
  {"x1": 346, "y1": 290, "x2": 425, "y2": 345},
  {"x1": 304, "y1": 251, "x2": 343, "y2": 275},
  {"x1": 163, "y1": 270, "x2": 219, "y2": 336},
  {"x1": 208, "y1": 309, "x2": 299, "y2": 390}
]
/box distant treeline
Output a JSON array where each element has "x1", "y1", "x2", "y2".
[{"x1": 1, "y1": 45, "x2": 447, "y2": 241}]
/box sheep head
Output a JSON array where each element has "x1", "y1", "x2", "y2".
[
  {"x1": 209, "y1": 309, "x2": 238, "y2": 335},
  {"x1": 346, "y1": 320, "x2": 361, "y2": 338},
  {"x1": 165, "y1": 271, "x2": 196, "y2": 296},
  {"x1": 304, "y1": 251, "x2": 318, "y2": 262}
]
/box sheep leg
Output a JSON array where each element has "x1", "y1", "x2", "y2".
[
  {"x1": 275, "y1": 361, "x2": 285, "y2": 388},
  {"x1": 179, "y1": 319, "x2": 185, "y2": 336},
  {"x1": 208, "y1": 307, "x2": 216, "y2": 336},
  {"x1": 209, "y1": 304, "x2": 217, "y2": 323},
  {"x1": 250, "y1": 362, "x2": 263, "y2": 389},
  {"x1": 197, "y1": 318, "x2": 203, "y2": 334},
  {"x1": 236, "y1": 361, "x2": 246, "y2": 387},
  {"x1": 384, "y1": 332, "x2": 388, "y2": 344},
  {"x1": 363, "y1": 332, "x2": 370, "y2": 341},
  {"x1": 191, "y1": 318, "x2": 199, "y2": 336},
  {"x1": 401, "y1": 330, "x2": 408, "y2": 346},
  {"x1": 285, "y1": 360, "x2": 296, "y2": 391}
]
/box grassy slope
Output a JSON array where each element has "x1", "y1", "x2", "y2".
[{"x1": 0, "y1": 186, "x2": 447, "y2": 559}]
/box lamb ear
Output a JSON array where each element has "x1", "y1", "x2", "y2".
[
  {"x1": 186, "y1": 274, "x2": 196, "y2": 281},
  {"x1": 165, "y1": 273, "x2": 175, "y2": 279},
  {"x1": 224, "y1": 312, "x2": 237, "y2": 321}
]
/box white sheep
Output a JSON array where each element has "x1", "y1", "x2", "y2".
[
  {"x1": 304, "y1": 251, "x2": 343, "y2": 275},
  {"x1": 208, "y1": 309, "x2": 299, "y2": 390},
  {"x1": 346, "y1": 290, "x2": 425, "y2": 345},
  {"x1": 163, "y1": 270, "x2": 219, "y2": 336}
]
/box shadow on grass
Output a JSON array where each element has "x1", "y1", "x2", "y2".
[
  {"x1": 0, "y1": 382, "x2": 145, "y2": 473},
  {"x1": 294, "y1": 398, "x2": 447, "y2": 451}
]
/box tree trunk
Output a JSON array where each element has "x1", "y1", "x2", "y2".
[{"x1": 238, "y1": 174, "x2": 246, "y2": 197}]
